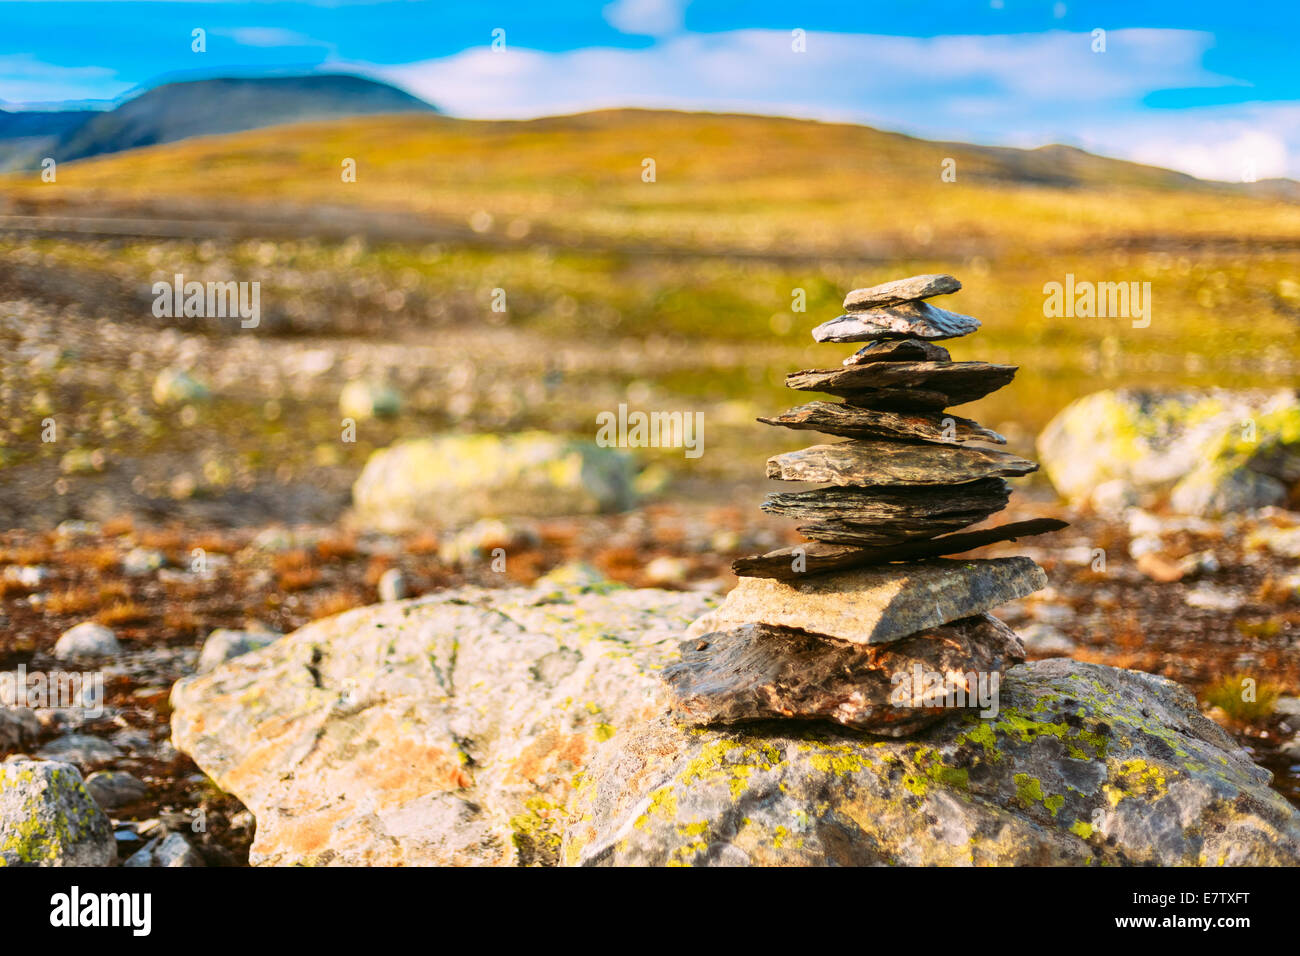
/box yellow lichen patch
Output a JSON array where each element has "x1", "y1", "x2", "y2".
[{"x1": 680, "y1": 739, "x2": 782, "y2": 800}]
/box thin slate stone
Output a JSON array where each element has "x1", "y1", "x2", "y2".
[
  {"x1": 843, "y1": 274, "x2": 962, "y2": 311},
  {"x1": 766, "y1": 440, "x2": 1037, "y2": 486},
  {"x1": 812, "y1": 301, "x2": 980, "y2": 342},
  {"x1": 759, "y1": 402, "x2": 1006, "y2": 445}
]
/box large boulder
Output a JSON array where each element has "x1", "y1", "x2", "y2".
[
  {"x1": 565, "y1": 660, "x2": 1300, "y2": 866},
  {"x1": 170, "y1": 576, "x2": 708, "y2": 865},
  {"x1": 170, "y1": 581, "x2": 1300, "y2": 866},
  {"x1": 1037, "y1": 388, "x2": 1300, "y2": 515},
  {"x1": 0, "y1": 759, "x2": 117, "y2": 866},
  {"x1": 351, "y1": 431, "x2": 639, "y2": 531}
]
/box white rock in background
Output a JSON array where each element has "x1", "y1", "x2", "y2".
[
  {"x1": 53, "y1": 622, "x2": 121, "y2": 660},
  {"x1": 1038, "y1": 388, "x2": 1300, "y2": 516},
  {"x1": 339, "y1": 380, "x2": 402, "y2": 421},
  {"x1": 377, "y1": 568, "x2": 409, "y2": 602},
  {"x1": 1184, "y1": 585, "x2": 1245, "y2": 612},
  {"x1": 1018, "y1": 622, "x2": 1075, "y2": 655},
  {"x1": 196, "y1": 628, "x2": 279, "y2": 674}
]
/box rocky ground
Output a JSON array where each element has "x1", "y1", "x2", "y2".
[
  {"x1": 2, "y1": 267, "x2": 1299, "y2": 866},
  {"x1": 2, "y1": 489, "x2": 1300, "y2": 864}
]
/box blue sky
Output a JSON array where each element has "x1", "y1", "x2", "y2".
[{"x1": 2, "y1": 0, "x2": 1298, "y2": 180}]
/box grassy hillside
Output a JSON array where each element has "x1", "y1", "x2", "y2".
[
  {"x1": 8, "y1": 108, "x2": 1300, "y2": 251},
  {"x1": 1, "y1": 108, "x2": 1298, "y2": 455}
]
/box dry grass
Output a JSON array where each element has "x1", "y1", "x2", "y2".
[
  {"x1": 1204, "y1": 674, "x2": 1282, "y2": 726},
  {"x1": 316, "y1": 535, "x2": 358, "y2": 562},
  {"x1": 45, "y1": 587, "x2": 99, "y2": 615},
  {"x1": 309, "y1": 590, "x2": 363, "y2": 620},
  {"x1": 97, "y1": 601, "x2": 151, "y2": 627}
]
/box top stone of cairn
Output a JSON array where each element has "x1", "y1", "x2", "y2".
[{"x1": 843, "y1": 273, "x2": 961, "y2": 311}]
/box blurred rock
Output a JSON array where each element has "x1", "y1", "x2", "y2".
[
  {"x1": 53, "y1": 621, "x2": 121, "y2": 660},
  {"x1": 353, "y1": 432, "x2": 639, "y2": 532},
  {"x1": 643, "y1": 556, "x2": 688, "y2": 586},
  {"x1": 36, "y1": 734, "x2": 122, "y2": 773},
  {"x1": 1246, "y1": 525, "x2": 1300, "y2": 559},
  {"x1": 437, "y1": 518, "x2": 539, "y2": 565},
  {"x1": 84, "y1": 770, "x2": 150, "y2": 810},
  {"x1": 377, "y1": 568, "x2": 408, "y2": 602},
  {"x1": 152, "y1": 367, "x2": 210, "y2": 406},
  {"x1": 0, "y1": 759, "x2": 116, "y2": 866},
  {"x1": 2, "y1": 565, "x2": 48, "y2": 588},
  {"x1": 122, "y1": 547, "x2": 165, "y2": 576},
  {"x1": 339, "y1": 380, "x2": 402, "y2": 421},
  {"x1": 1038, "y1": 388, "x2": 1300, "y2": 515},
  {"x1": 196, "y1": 628, "x2": 279, "y2": 674},
  {"x1": 124, "y1": 831, "x2": 204, "y2": 868},
  {"x1": 0, "y1": 707, "x2": 41, "y2": 750},
  {"x1": 1089, "y1": 478, "x2": 1139, "y2": 514},
  {"x1": 1184, "y1": 585, "x2": 1245, "y2": 613},
  {"x1": 1018, "y1": 622, "x2": 1075, "y2": 655}
]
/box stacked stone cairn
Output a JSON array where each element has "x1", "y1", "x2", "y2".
[{"x1": 664, "y1": 274, "x2": 1067, "y2": 736}]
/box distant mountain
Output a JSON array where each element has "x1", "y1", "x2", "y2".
[
  {"x1": 0, "y1": 74, "x2": 436, "y2": 170},
  {"x1": 0, "y1": 108, "x2": 101, "y2": 170}
]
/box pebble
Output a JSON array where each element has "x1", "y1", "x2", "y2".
[
  {"x1": 53, "y1": 621, "x2": 121, "y2": 660},
  {"x1": 84, "y1": 770, "x2": 151, "y2": 810},
  {"x1": 377, "y1": 568, "x2": 409, "y2": 601},
  {"x1": 35, "y1": 733, "x2": 123, "y2": 773}
]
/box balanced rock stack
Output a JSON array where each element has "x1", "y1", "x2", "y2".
[{"x1": 664, "y1": 274, "x2": 1067, "y2": 737}]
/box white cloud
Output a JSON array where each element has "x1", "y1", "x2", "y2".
[
  {"x1": 602, "y1": 0, "x2": 688, "y2": 38},
  {"x1": 340, "y1": 27, "x2": 1300, "y2": 182},
  {"x1": 221, "y1": 27, "x2": 323, "y2": 48},
  {"x1": 0, "y1": 55, "x2": 125, "y2": 105}
]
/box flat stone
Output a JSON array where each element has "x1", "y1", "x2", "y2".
[
  {"x1": 787, "y1": 361, "x2": 1017, "y2": 408},
  {"x1": 732, "y1": 518, "x2": 1069, "y2": 579},
  {"x1": 843, "y1": 338, "x2": 952, "y2": 364},
  {"x1": 84, "y1": 770, "x2": 151, "y2": 811},
  {"x1": 36, "y1": 733, "x2": 123, "y2": 773},
  {"x1": 843, "y1": 274, "x2": 961, "y2": 310},
  {"x1": 687, "y1": 557, "x2": 1047, "y2": 646},
  {"x1": 664, "y1": 614, "x2": 1023, "y2": 736},
  {"x1": 53, "y1": 622, "x2": 121, "y2": 660},
  {"x1": 759, "y1": 401, "x2": 1005, "y2": 445},
  {"x1": 813, "y1": 302, "x2": 980, "y2": 342},
  {"x1": 766, "y1": 441, "x2": 1037, "y2": 486},
  {"x1": 763, "y1": 480, "x2": 1010, "y2": 547}
]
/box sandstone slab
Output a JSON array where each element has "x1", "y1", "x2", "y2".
[{"x1": 687, "y1": 557, "x2": 1047, "y2": 646}]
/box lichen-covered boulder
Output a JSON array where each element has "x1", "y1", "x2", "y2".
[
  {"x1": 0, "y1": 759, "x2": 117, "y2": 866},
  {"x1": 563, "y1": 659, "x2": 1300, "y2": 866},
  {"x1": 351, "y1": 431, "x2": 640, "y2": 531},
  {"x1": 170, "y1": 577, "x2": 713, "y2": 866},
  {"x1": 172, "y1": 579, "x2": 1300, "y2": 867},
  {"x1": 1037, "y1": 388, "x2": 1300, "y2": 515}
]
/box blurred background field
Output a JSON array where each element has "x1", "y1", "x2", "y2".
[
  {"x1": 3, "y1": 106, "x2": 1300, "y2": 844},
  {"x1": 3, "y1": 109, "x2": 1300, "y2": 522}
]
